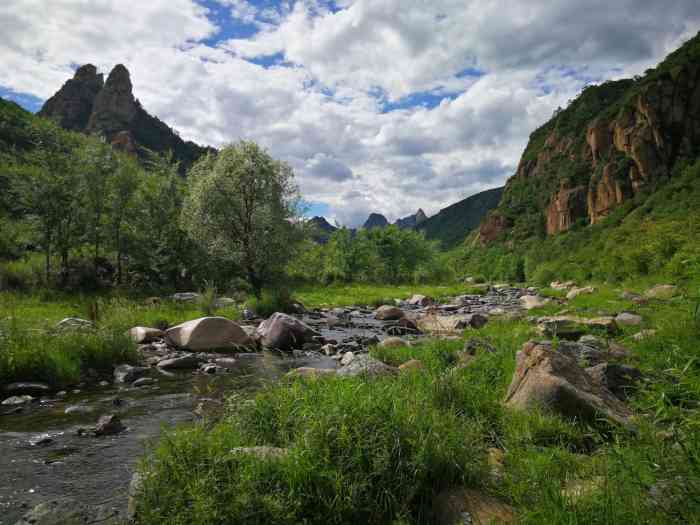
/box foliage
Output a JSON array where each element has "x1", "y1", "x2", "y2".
[{"x1": 181, "y1": 142, "x2": 304, "y2": 297}]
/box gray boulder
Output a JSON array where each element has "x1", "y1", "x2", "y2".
[
  {"x1": 337, "y1": 354, "x2": 398, "y2": 378},
  {"x1": 255, "y1": 313, "x2": 321, "y2": 351},
  {"x1": 157, "y1": 353, "x2": 205, "y2": 369},
  {"x1": 615, "y1": 312, "x2": 643, "y2": 326},
  {"x1": 166, "y1": 317, "x2": 254, "y2": 351},
  {"x1": 505, "y1": 341, "x2": 633, "y2": 427},
  {"x1": 585, "y1": 363, "x2": 642, "y2": 400},
  {"x1": 113, "y1": 364, "x2": 150, "y2": 384}
]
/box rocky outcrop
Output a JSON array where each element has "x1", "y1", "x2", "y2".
[
  {"x1": 38, "y1": 64, "x2": 104, "y2": 131},
  {"x1": 478, "y1": 211, "x2": 511, "y2": 243},
  {"x1": 362, "y1": 213, "x2": 389, "y2": 229},
  {"x1": 546, "y1": 183, "x2": 588, "y2": 235},
  {"x1": 39, "y1": 64, "x2": 212, "y2": 170},
  {"x1": 395, "y1": 208, "x2": 428, "y2": 229},
  {"x1": 479, "y1": 32, "x2": 700, "y2": 239},
  {"x1": 505, "y1": 340, "x2": 633, "y2": 427}
]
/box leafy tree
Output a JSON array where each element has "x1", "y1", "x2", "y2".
[
  {"x1": 109, "y1": 152, "x2": 142, "y2": 283},
  {"x1": 181, "y1": 141, "x2": 303, "y2": 297}
]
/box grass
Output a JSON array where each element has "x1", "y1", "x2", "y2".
[
  {"x1": 295, "y1": 283, "x2": 471, "y2": 309},
  {"x1": 133, "y1": 284, "x2": 700, "y2": 524}
]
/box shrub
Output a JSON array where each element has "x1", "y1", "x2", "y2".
[{"x1": 246, "y1": 288, "x2": 296, "y2": 318}]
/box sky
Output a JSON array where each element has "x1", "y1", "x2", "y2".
[{"x1": 1, "y1": 1, "x2": 699, "y2": 226}]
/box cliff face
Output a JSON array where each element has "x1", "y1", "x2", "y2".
[
  {"x1": 480, "y1": 31, "x2": 700, "y2": 242},
  {"x1": 39, "y1": 64, "x2": 212, "y2": 169},
  {"x1": 38, "y1": 64, "x2": 103, "y2": 131}
]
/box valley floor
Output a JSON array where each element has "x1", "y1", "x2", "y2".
[{"x1": 1, "y1": 282, "x2": 699, "y2": 524}]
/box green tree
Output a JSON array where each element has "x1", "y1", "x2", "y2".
[
  {"x1": 109, "y1": 152, "x2": 142, "y2": 283},
  {"x1": 181, "y1": 141, "x2": 303, "y2": 297}
]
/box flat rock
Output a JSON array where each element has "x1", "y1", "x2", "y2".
[
  {"x1": 505, "y1": 340, "x2": 633, "y2": 427},
  {"x1": 550, "y1": 280, "x2": 576, "y2": 290},
  {"x1": 615, "y1": 312, "x2": 643, "y2": 326},
  {"x1": 537, "y1": 316, "x2": 617, "y2": 339},
  {"x1": 171, "y1": 292, "x2": 200, "y2": 302},
  {"x1": 132, "y1": 377, "x2": 156, "y2": 387},
  {"x1": 2, "y1": 382, "x2": 50, "y2": 396},
  {"x1": 286, "y1": 367, "x2": 336, "y2": 379},
  {"x1": 256, "y1": 313, "x2": 321, "y2": 351},
  {"x1": 378, "y1": 337, "x2": 409, "y2": 349},
  {"x1": 166, "y1": 317, "x2": 254, "y2": 351},
  {"x1": 157, "y1": 354, "x2": 205, "y2": 369},
  {"x1": 2, "y1": 395, "x2": 34, "y2": 405},
  {"x1": 407, "y1": 294, "x2": 434, "y2": 307},
  {"x1": 433, "y1": 487, "x2": 516, "y2": 525},
  {"x1": 566, "y1": 286, "x2": 595, "y2": 300},
  {"x1": 644, "y1": 284, "x2": 677, "y2": 299},
  {"x1": 55, "y1": 317, "x2": 93, "y2": 331}
]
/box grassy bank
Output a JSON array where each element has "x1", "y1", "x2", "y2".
[{"x1": 134, "y1": 286, "x2": 700, "y2": 524}]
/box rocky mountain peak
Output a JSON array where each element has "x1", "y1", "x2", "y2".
[
  {"x1": 363, "y1": 213, "x2": 389, "y2": 229},
  {"x1": 73, "y1": 64, "x2": 103, "y2": 85},
  {"x1": 87, "y1": 64, "x2": 137, "y2": 136},
  {"x1": 38, "y1": 63, "x2": 104, "y2": 131}
]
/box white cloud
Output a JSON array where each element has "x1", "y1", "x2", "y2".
[{"x1": 1, "y1": 0, "x2": 699, "y2": 226}]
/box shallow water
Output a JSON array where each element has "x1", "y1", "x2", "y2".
[{"x1": 0, "y1": 350, "x2": 343, "y2": 524}]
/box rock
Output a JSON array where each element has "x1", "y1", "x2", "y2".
[
  {"x1": 566, "y1": 286, "x2": 595, "y2": 300},
  {"x1": 621, "y1": 291, "x2": 645, "y2": 303},
  {"x1": 171, "y1": 292, "x2": 200, "y2": 302},
  {"x1": 340, "y1": 352, "x2": 355, "y2": 366},
  {"x1": 132, "y1": 377, "x2": 156, "y2": 387},
  {"x1": 2, "y1": 395, "x2": 34, "y2": 405},
  {"x1": 550, "y1": 281, "x2": 576, "y2": 290},
  {"x1": 378, "y1": 337, "x2": 409, "y2": 349},
  {"x1": 55, "y1": 317, "x2": 93, "y2": 331},
  {"x1": 407, "y1": 294, "x2": 434, "y2": 307},
  {"x1": 286, "y1": 367, "x2": 336, "y2": 379},
  {"x1": 29, "y1": 434, "x2": 54, "y2": 447},
  {"x1": 615, "y1": 312, "x2": 643, "y2": 326},
  {"x1": 157, "y1": 354, "x2": 205, "y2": 369},
  {"x1": 215, "y1": 297, "x2": 237, "y2": 308},
  {"x1": 547, "y1": 183, "x2": 588, "y2": 235},
  {"x1": 200, "y1": 363, "x2": 223, "y2": 374},
  {"x1": 562, "y1": 477, "x2": 605, "y2": 502},
  {"x1": 113, "y1": 364, "x2": 150, "y2": 384},
  {"x1": 374, "y1": 305, "x2": 406, "y2": 320},
  {"x1": 537, "y1": 316, "x2": 618, "y2": 338},
  {"x1": 321, "y1": 343, "x2": 337, "y2": 355},
  {"x1": 94, "y1": 414, "x2": 125, "y2": 436},
  {"x1": 337, "y1": 354, "x2": 398, "y2": 378},
  {"x1": 463, "y1": 337, "x2": 497, "y2": 355},
  {"x1": 520, "y1": 295, "x2": 550, "y2": 310},
  {"x1": 505, "y1": 341, "x2": 633, "y2": 427},
  {"x1": 229, "y1": 446, "x2": 289, "y2": 460},
  {"x1": 454, "y1": 313, "x2": 489, "y2": 329},
  {"x1": 38, "y1": 64, "x2": 104, "y2": 131},
  {"x1": 255, "y1": 313, "x2": 321, "y2": 351},
  {"x1": 2, "y1": 382, "x2": 50, "y2": 396},
  {"x1": 555, "y1": 340, "x2": 607, "y2": 367},
  {"x1": 127, "y1": 472, "x2": 143, "y2": 522},
  {"x1": 14, "y1": 497, "x2": 121, "y2": 525},
  {"x1": 166, "y1": 317, "x2": 254, "y2": 351},
  {"x1": 632, "y1": 329, "x2": 657, "y2": 341},
  {"x1": 433, "y1": 487, "x2": 516, "y2": 525},
  {"x1": 578, "y1": 334, "x2": 606, "y2": 349},
  {"x1": 585, "y1": 363, "x2": 642, "y2": 400},
  {"x1": 398, "y1": 359, "x2": 424, "y2": 372},
  {"x1": 127, "y1": 326, "x2": 165, "y2": 344},
  {"x1": 214, "y1": 357, "x2": 238, "y2": 368},
  {"x1": 644, "y1": 284, "x2": 678, "y2": 300},
  {"x1": 64, "y1": 404, "x2": 94, "y2": 415}
]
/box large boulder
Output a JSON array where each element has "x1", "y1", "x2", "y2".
[
  {"x1": 337, "y1": 354, "x2": 398, "y2": 378},
  {"x1": 505, "y1": 341, "x2": 633, "y2": 427},
  {"x1": 166, "y1": 317, "x2": 254, "y2": 351},
  {"x1": 374, "y1": 305, "x2": 406, "y2": 320},
  {"x1": 255, "y1": 313, "x2": 321, "y2": 351}
]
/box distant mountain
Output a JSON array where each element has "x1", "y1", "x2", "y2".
[
  {"x1": 39, "y1": 64, "x2": 213, "y2": 170},
  {"x1": 418, "y1": 187, "x2": 504, "y2": 248},
  {"x1": 308, "y1": 216, "x2": 337, "y2": 244},
  {"x1": 395, "y1": 208, "x2": 427, "y2": 229},
  {"x1": 363, "y1": 213, "x2": 389, "y2": 229}
]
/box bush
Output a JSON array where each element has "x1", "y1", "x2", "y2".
[{"x1": 246, "y1": 288, "x2": 296, "y2": 318}]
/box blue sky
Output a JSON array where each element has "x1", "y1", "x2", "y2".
[{"x1": 1, "y1": 0, "x2": 698, "y2": 226}]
